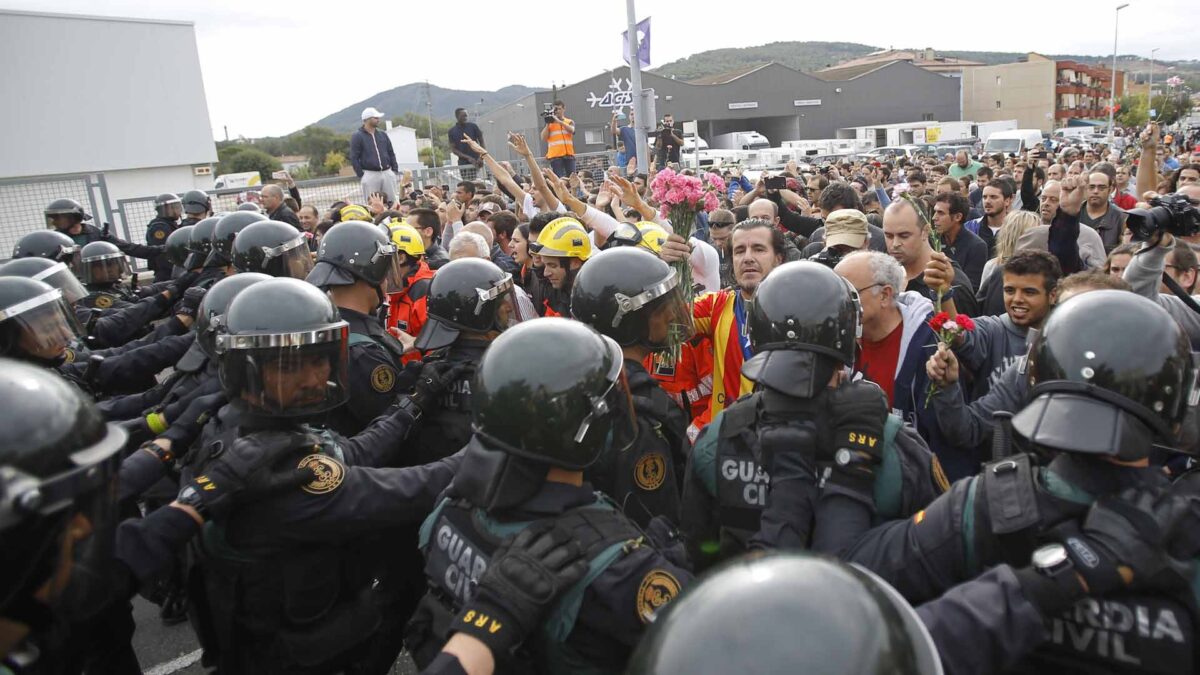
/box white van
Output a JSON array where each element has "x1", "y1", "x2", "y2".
[{"x1": 984, "y1": 129, "x2": 1044, "y2": 156}]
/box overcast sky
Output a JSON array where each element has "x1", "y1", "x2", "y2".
[{"x1": 5, "y1": 0, "x2": 1196, "y2": 138}]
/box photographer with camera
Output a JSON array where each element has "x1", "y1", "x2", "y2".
[
  {"x1": 808, "y1": 209, "x2": 871, "y2": 269},
  {"x1": 1120, "y1": 193, "x2": 1200, "y2": 347},
  {"x1": 540, "y1": 100, "x2": 575, "y2": 177},
  {"x1": 654, "y1": 113, "x2": 684, "y2": 170}
]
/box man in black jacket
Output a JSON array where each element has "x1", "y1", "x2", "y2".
[{"x1": 261, "y1": 184, "x2": 301, "y2": 229}]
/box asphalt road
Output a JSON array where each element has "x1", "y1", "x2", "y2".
[{"x1": 131, "y1": 597, "x2": 418, "y2": 674}]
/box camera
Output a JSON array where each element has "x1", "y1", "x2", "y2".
[
  {"x1": 543, "y1": 104, "x2": 556, "y2": 124},
  {"x1": 808, "y1": 246, "x2": 845, "y2": 269},
  {"x1": 1125, "y1": 193, "x2": 1200, "y2": 241}
]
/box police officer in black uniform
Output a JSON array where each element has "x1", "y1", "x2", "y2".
[
  {"x1": 408, "y1": 257, "x2": 522, "y2": 464},
  {"x1": 627, "y1": 526, "x2": 1188, "y2": 675},
  {"x1": 180, "y1": 189, "x2": 212, "y2": 226},
  {"x1": 43, "y1": 197, "x2": 162, "y2": 263},
  {"x1": 843, "y1": 290, "x2": 1200, "y2": 673},
  {"x1": 183, "y1": 277, "x2": 466, "y2": 673},
  {"x1": 405, "y1": 318, "x2": 693, "y2": 674},
  {"x1": 164, "y1": 224, "x2": 194, "y2": 279},
  {"x1": 681, "y1": 261, "x2": 947, "y2": 572},
  {"x1": 183, "y1": 215, "x2": 229, "y2": 291},
  {"x1": 231, "y1": 219, "x2": 315, "y2": 278},
  {"x1": 147, "y1": 193, "x2": 182, "y2": 281},
  {"x1": 0, "y1": 276, "x2": 196, "y2": 397},
  {"x1": 0, "y1": 254, "x2": 198, "y2": 357},
  {"x1": 570, "y1": 247, "x2": 692, "y2": 527},
  {"x1": 306, "y1": 220, "x2": 410, "y2": 436},
  {"x1": 0, "y1": 359, "x2": 590, "y2": 675}
]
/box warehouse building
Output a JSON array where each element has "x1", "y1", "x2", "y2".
[{"x1": 479, "y1": 61, "x2": 961, "y2": 163}]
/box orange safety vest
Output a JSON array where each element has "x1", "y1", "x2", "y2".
[
  {"x1": 386, "y1": 260, "x2": 435, "y2": 364},
  {"x1": 545, "y1": 117, "x2": 575, "y2": 159}
]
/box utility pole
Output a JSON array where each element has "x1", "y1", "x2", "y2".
[
  {"x1": 626, "y1": 0, "x2": 649, "y2": 173},
  {"x1": 1107, "y1": 3, "x2": 1129, "y2": 142},
  {"x1": 1148, "y1": 48, "x2": 1160, "y2": 120},
  {"x1": 425, "y1": 80, "x2": 437, "y2": 167}
]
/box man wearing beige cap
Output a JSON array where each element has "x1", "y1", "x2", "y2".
[
  {"x1": 350, "y1": 106, "x2": 398, "y2": 204},
  {"x1": 809, "y1": 209, "x2": 870, "y2": 267}
]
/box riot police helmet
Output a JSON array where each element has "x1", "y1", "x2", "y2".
[
  {"x1": 13, "y1": 230, "x2": 81, "y2": 270},
  {"x1": 194, "y1": 272, "x2": 272, "y2": 358},
  {"x1": 570, "y1": 247, "x2": 692, "y2": 351},
  {"x1": 206, "y1": 211, "x2": 267, "y2": 267},
  {"x1": 153, "y1": 193, "x2": 182, "y2": 219},
  {"x1": 184, "y1": 216, "x2": 221, "y2": 269},
  {"x1": 216, "y1": 278, "x2": 348, "y2": 417},
  {"x1": 306, "y1": 220, "x2": 402, "y2": 292},
  {"x1": 0, "y1": 277, "x2": 83, "y2": 365},
  {"x1": 472, "y1": 317, "x2": 633, "y2": 470},
  {"x1": 742, "y1": 260, "x2": 861, "y2": 398},
  {"x1": 0, "y1": 257, "x2": 88, "y2": 306},
  {"x1": 181, "y1": 190, "x2": 211, "y2": 217},
  {"x1": 1016, "y1": 290, "x2": 1195, "y2": 460},
  {"x1": 165, "y1": 225, "x2": 195, "y2": 268},
  {"x1": 627, "y1": 553, "x2": 942, "y2": 675},
  {"x1": 43, "y1": 198, "x2": 91, "y2": 228},
  {"x1": 76, "y1": 241, "x2": 131, "y2": 285},
  {"x1": 231, "y1": 220, "x2": 313, "y2": 279},
  {"x1": 414, "y1": 257, "x2": 518, "y2": 351},
  {"x1": 236, "y1": 202, "x2": 263, "y2": 213},
  {"x1": 0, "y1": 360, "x2": 127, "y2": 626}
]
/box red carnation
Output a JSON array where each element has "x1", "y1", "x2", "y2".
[
  {"x1": 928, "y1": 312, "x2": 950, "y2": 332},
  {"x1": 957, "y1": 315, "x2": 976, "y2": 331}
]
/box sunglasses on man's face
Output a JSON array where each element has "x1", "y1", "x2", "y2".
[{"x1": 709, "y1": 221, "x2": 734, "y2": 228}]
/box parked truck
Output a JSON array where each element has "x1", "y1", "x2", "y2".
[
  {"x1": 709, "y1": 131, "x2": 770, "y2": 151},
  {"x1": 213, "y1": 171, "x2": 262, "y2": 190}
]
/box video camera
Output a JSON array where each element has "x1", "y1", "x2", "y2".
[
  {"x1": 808, "y1": 246, "x2": 845, "y2": 270},
  {"x1": 1125, "y1": 193, "x2": 1200, "y2": 241},
  {"x1": 543, "y1": 104, "x2": 556, "y2": 124}
]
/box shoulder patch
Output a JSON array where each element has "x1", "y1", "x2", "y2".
[
  {"x1": 634, "y1": 453, "x2": 667, "y2": 491},
  {"x1": 297, "y1": 454, "x2": 345, "y2": 494},
  {"x1": 370, "y1": 364, "x2": 396, "y2": 393},
  {"x1": 63, "y1": 348, "x2": 75, "y2": 364},
  {"x1": 153, "y1": 228, "x2": 167, "y2": 240},
  {"x1": 637, "y1": 569, "x2": 680, "y2": 624},
  {"x1": 94, "y1": 294, "x2": 113, "y2": 309}
]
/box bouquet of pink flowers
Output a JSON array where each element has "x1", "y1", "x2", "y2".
[{"x1": 648, "y1": 168, "x2": 724, "y2": 363}]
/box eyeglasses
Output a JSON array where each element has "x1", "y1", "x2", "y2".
[
  {"x1": 709, "y1": 221, "x2": 734, "y2": 228},
  {"x1": 854, "y1": 283, "x2": 883, "y2": 294}
]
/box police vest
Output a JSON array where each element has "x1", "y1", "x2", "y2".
[
  {"x1": 406, "y1": 348, "x2": 477, "y2": 466},
  {"x1": 959, "y1": 455, "x2": 1200, "y2": 674},
  {"x1": 410, "y1": 495, "x2": 640, "y2": 674},
  {"x1": 584, "y1": 364, "x2": 687, "y2": 527},
  {"x1": 691, "y1": 391, "x2": 939, "y2": 559},
  {"x1": 192, "y1": 427, "x2": 381, "y2": 672}
]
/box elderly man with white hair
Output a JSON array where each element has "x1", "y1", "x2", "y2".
[{"x1": 260, "y1": 183, "x2": 301, "y2": 229}]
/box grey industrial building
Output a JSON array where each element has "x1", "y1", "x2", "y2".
[{"x1": 478, "y1": 61, "x2": 961, "y2": 163}]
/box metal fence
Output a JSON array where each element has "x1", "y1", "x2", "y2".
[{"x1": 0, "y1": 173, "x2": 111, "y2": 257}]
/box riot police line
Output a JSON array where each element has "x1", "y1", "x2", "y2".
[{"x1": 0, "y1": 187, "x2": 1199, "y2": 675}]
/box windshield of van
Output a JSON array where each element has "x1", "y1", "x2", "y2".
[{"x1": 986, "y1": 138, "x2": 1022, "y2": 154}]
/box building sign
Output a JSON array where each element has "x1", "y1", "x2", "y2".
[
  {"x1": 913, "y1": 129, "x2": 927, "y2": 144},
  {"x1": 926, "y1": 127, "x2": 941, "y2": 142},
  {"x1": 728, "y1": 101, "x2": 758, "y2": 110},
  {"x1": 793, "y1": 99, "x2": 822, "y2": 107},
  {"x1": 586, "y1": 77, "x2": 635, "y2": 112}
]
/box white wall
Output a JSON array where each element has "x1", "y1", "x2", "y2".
[
  {"x1": 385, "y1": 125, "x2": 422, "y2": 169},
  {"x1": 0, "y1": 10, "x2": 218, "y2": 179}
]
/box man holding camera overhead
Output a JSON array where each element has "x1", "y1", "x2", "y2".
[
  {"x1": 541, "y1": 99, "x2": 575, "y2": 177},
  {"x1": 655, "y1": 113, "x2": 684, "y2": 170}
]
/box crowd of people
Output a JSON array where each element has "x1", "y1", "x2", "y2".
[{"x1": 2, "y1": 108, "x2": 1200, "y2": 675}]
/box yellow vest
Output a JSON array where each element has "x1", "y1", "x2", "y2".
[{"x1": 546, "y1": 117, "x2": 575, "y2": 159}]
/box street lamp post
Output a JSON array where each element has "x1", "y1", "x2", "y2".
[
  {"x1": 1148, "y1": 47, "x2": 1160, "y2": 120},
  {"x1": 1107, "y1": 3, "x2": 1129, "y2": 141}
]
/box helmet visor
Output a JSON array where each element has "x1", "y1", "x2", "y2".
[
  {"x1": 1, "y1": 290, "x2": 83, "y2": 361},
  {"x1": 264, "y1": 236, "x2": 315, "y2": 279},
  {"x1": 80, "y1": 253, "x2": 131, "y2": 285},
  {"x1": 381, "y1": 245, "x2": 406, "y2": 293},
  {"x1": 218, "y1": 324, "x2": 349, "y2": 417},
  {"x1": 571, "y1": 336, "x2": 638, "y2": 465},
  {"x1": 32, "y1": 262, "x2": 88, "y2": 305}
]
